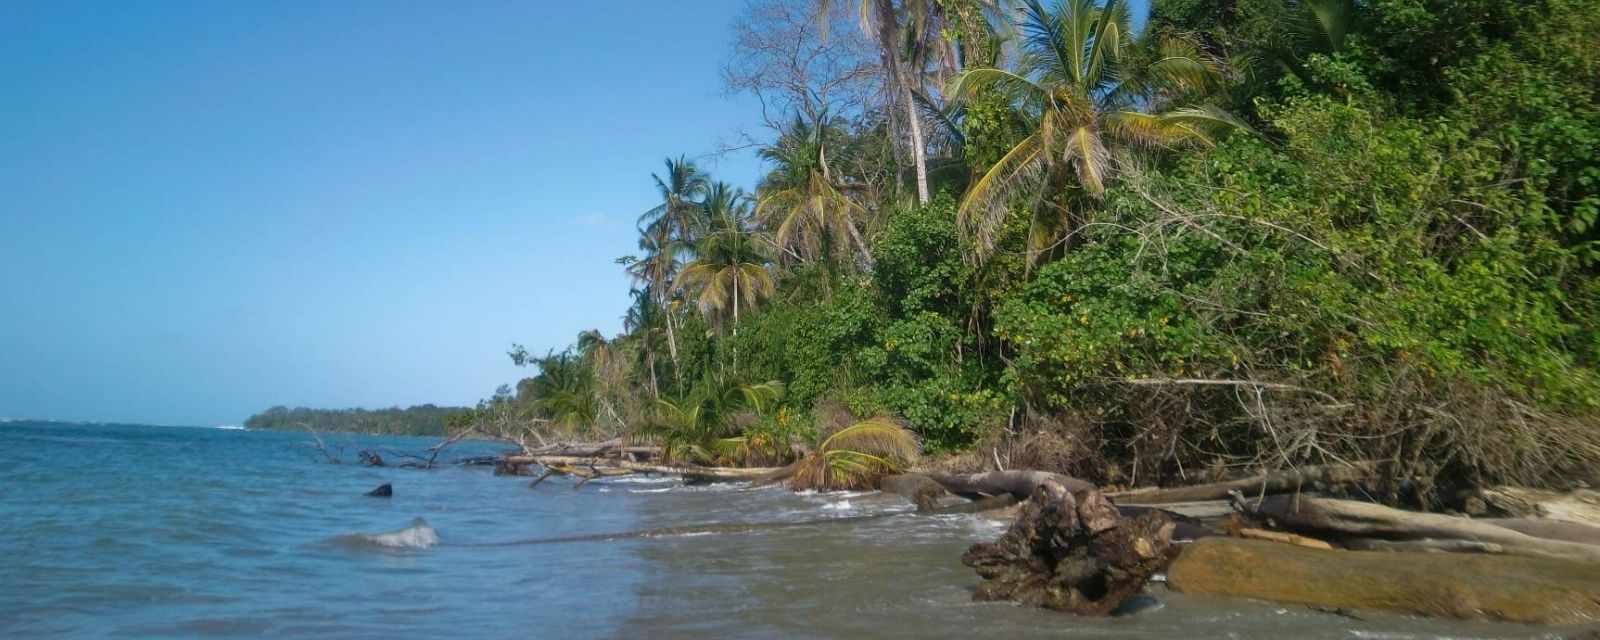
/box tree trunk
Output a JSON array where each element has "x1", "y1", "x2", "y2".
[
  {"x1": 1108, "y1": 462, "x2": 1377, "y2": 505},
  {"x1": 962, "y1": 480, "x2": 1175, "y2": 615},
  {"x1": 902, "y1": 83, "x2": 930, "y2": 204},
  {"x1": 663, "y1": 302, "x2": 682, "y2": 388},
  {"x1": 928, "y1": 470, "x2": 1095, "y2": 501},
  {"x1": 1168, "y1": 537, "x2": 1600, "y2": 625},
  {"x1": 871, "y1": 0, "x2": 929, "y2": 205},
  {"x1": 732, "y1": 271, "x2": 740, "y2": 372},
  {"x1": 1241, "y1": 494, "x2": 1600, "y2": 563},
  {"x1": 647, "y1": 351, "x2": 660, "y2": 399}
]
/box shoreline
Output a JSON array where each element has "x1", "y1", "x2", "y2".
[{"x1": 493, "y1": 442, "x2": 1600, "y2": 628}]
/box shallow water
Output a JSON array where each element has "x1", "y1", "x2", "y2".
[{"x1": 0, "y1": 421, "x2": 1588, "y2": 638}]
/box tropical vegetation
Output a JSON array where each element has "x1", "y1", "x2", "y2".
[{"x1": 460, "y1": 0, "x2": 1600, "y2": 503}]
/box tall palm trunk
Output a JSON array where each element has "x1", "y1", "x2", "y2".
[
  {"x1": 872, "y1": 0, "x2": 930, "y2": 204},
  {"x1": 663, "y1": 300, "x2": 682, "y2": 389},
  {"x1": 646, "y1": 350, "x2": 660, "y2": 399},
  {"x1": 732, "y1": 271, "x2": 740, "y2": 373},
  {"x1": 902, "y1": 83, "x2": 931, "y2": 203}
]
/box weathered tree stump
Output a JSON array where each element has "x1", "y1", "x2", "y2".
[{"x1": 961, "y1": 480, "x2": 1175, "y2": 615}]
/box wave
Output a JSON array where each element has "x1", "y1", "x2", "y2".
[{"x1": 328, "y1": 518, "x2": 440, "y2": 550}]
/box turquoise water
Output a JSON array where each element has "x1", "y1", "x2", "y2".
[{"x1": 0, "y1": 421, "x2": 1585, "y2": 638}]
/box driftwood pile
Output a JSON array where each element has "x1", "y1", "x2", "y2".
[
  {"x1": 489, "y1": 441, "x2": 1600, "y2": 624},
  {"x1": 933, "y1": 463, "x2": 1600, "y2": 625},
  {"x1": 497, "y1": 439, "x2": 787, "y2": 487}
]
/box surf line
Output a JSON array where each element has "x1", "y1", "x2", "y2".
[
  {"x1": 455, "y1": 512, "x2": 906, "y2": 547},
  {"x1": 452, "y1": 496, "x2": 1014, "y2": 547}
]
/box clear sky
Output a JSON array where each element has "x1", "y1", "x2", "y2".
[{"x1": 0, "y1": 1, "x2": 764, "y2": 425}]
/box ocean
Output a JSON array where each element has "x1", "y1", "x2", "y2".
[{"x1": 0, "y1": 420, "x2": 1573, "y2": 638}]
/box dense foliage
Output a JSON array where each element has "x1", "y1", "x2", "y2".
[
  {"x1": 245, "y1": 405, "x2": 466, "y2": 436},
  {"x1": 469, "y1": 0, "x2": 1599, "y2": 502}
]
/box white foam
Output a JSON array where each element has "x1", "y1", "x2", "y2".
[{"x1": 334, "y1": 518, "x2": 440, "y2": 550}]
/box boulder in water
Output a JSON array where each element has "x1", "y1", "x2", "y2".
[{"x1": 366, "y1": 483, "x2": 392, "y2": 497}]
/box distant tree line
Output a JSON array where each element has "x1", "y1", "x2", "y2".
[{"x1": 245, "y1": 404, "x2": 467, "y2": 436}]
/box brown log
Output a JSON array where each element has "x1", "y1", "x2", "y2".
[
  {"x1": 879, "y1": 473, "x2": 951, "y2": 511},
  {"x1": 1244, "y1": 494, "x2": 1600, "y2": 563},
  {"x1": 927, "y1": 470, "x2": 1094, "y2": 501},
  {"x1": 1169, "y1": 537, "x2": 1600, "y2": 624},
  {"x1": 1109, "y1": 462, "x2": 1376, "y2": 505},
  {"x1": 961, "y1": 480, "x2": 1174, "y2": 615}
]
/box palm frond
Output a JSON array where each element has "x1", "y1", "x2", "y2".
[
  {"x1": 790, "y1": 417, "x2": 919, "y2": 491},
  {"x1": 958, "y1": 133, "x2": 1046, "y2": 265}
]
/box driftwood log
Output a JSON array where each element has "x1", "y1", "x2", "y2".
[
  {"x1": 504, "y1": 454, "x2": 784, "y2": 483},
  {"x1": 1242, "y1": 494, "x2": 1600, "y2": 563},
  {"x1": 961, "y1": 480, "x2": 1175, "y2": 615},
  {"x1": 1108, "y1": 463, "x2": 1375, "y2": 504},
  {"x1": 1476, "y1": 487, "x2": 1600, "y2": 526},
  {"x1": 1169, "y1": 537, "x2": 1600, "y2": 624},
  {"x1": 928, "y1": 470, "x2": 1094, "y2": 500}
]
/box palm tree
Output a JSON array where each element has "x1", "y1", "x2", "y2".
[
  {"x1": 526, "y1": 350, "x2": 601, "y2": 435},
  {"x1": 677, "y1": 212, "x2": 775, "y2": 338},
  {"x1": 623, "y1": 288, "x2": 665, "y2": 399},
  {"x1": 631, "y1": 158, "x2": 708, "y2": 388},
  {"x1": 818, "y1": 0, "x2": 936, "y2": 204},
  {"x1": 638, "y1": 155, "x2": 711, "y2": 244},
  {"x1": 755, "y1": 114, "x2": 876, "y2": 269},
  {"x1": 644, "y1": 378, "x2": 784, "y2": 465},
  {"x1": 575, "y1": 329, "x2": 630, "y2": 431},
  {"x1": 790, "y1": 417, "x2": 921, "y2": 490},
  {"x1": 950, "y1": 0, "x2": 1241, "y2": 266}
]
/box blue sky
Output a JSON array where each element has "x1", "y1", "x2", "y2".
[
  {"x1": 0, "y1": 1, "x2": 763, "y2": 425},
  {"x1": 0, "y1": 1, "x2": 1152, "y2": 426}
]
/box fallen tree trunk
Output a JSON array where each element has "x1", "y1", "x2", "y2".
[
  {"x1": 1481, "y1": 518, "x2": 1600, "y2": 546},
  {"x1": 505, "y1": 454, "x2": 783, "y2": 483},
  {"x1": 1242, "y1": 494, "x2": 1600, "y2": 563},
  {"x1": 519, "y1": 439, "x2": 663, "y2": 459},
  {"x1": 927, "y1": 470, "x2": 1094, "y2": 501},
  {"x1": 1168, "y1": 537, "x2": 1600, "y2": 624},
  {"x1": 961, "y1": 480, "x2": 1175, "y2": 615},
  {"x1": 1109, "y1": 463, "x2": 1376, "y2": 505},
  {"x1": 1476, "y1": 487, "x2": 1600, "y2": 527},
  {"x1": 880, "y1": 473, "x2": 950, "y2": 511}
]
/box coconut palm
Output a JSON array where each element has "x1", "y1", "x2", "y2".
[
  {"x1": 790, "y1": 417, "x2": 921, "y2": 490},
  {"x1": 950, "y1": 0, "x2": 1242, "y2": 266},
  {"x1": 755, "y1": 114, "x2": 876, "y2": 269},
  {"x1": 638, "y1": 155, "x2": 711, "y2": 244},
  {"x1": 677, "y1": 218, "x2": 775, "y2": 336},
  {"x1": 644, "y1": 378, "x2": 784, "y2": 465},
  {"x1": 623, "y1": 288, "x2": 665, "y2": 399},
  {"x1": 526, "y1": 350, "x2": 602, "y2": 435},
  {"x1": 817, "y1": 0, "x2": 934, "y2": 204},
  {"x1": 633, "y1": 157, "x2": 710, "y2": 390}
]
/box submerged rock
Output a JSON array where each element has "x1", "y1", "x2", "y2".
[{"x1": 366, "y1": 483, "x2": 392, "y2": 497}]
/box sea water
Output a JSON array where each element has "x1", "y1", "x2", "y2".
[{"x1": 0, "y1": 421, "x2": 1580, "y2": 638}]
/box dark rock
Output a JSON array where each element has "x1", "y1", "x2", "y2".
[{"x1": 366, "y1": 483, "x2": 393, "y2": 497}]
